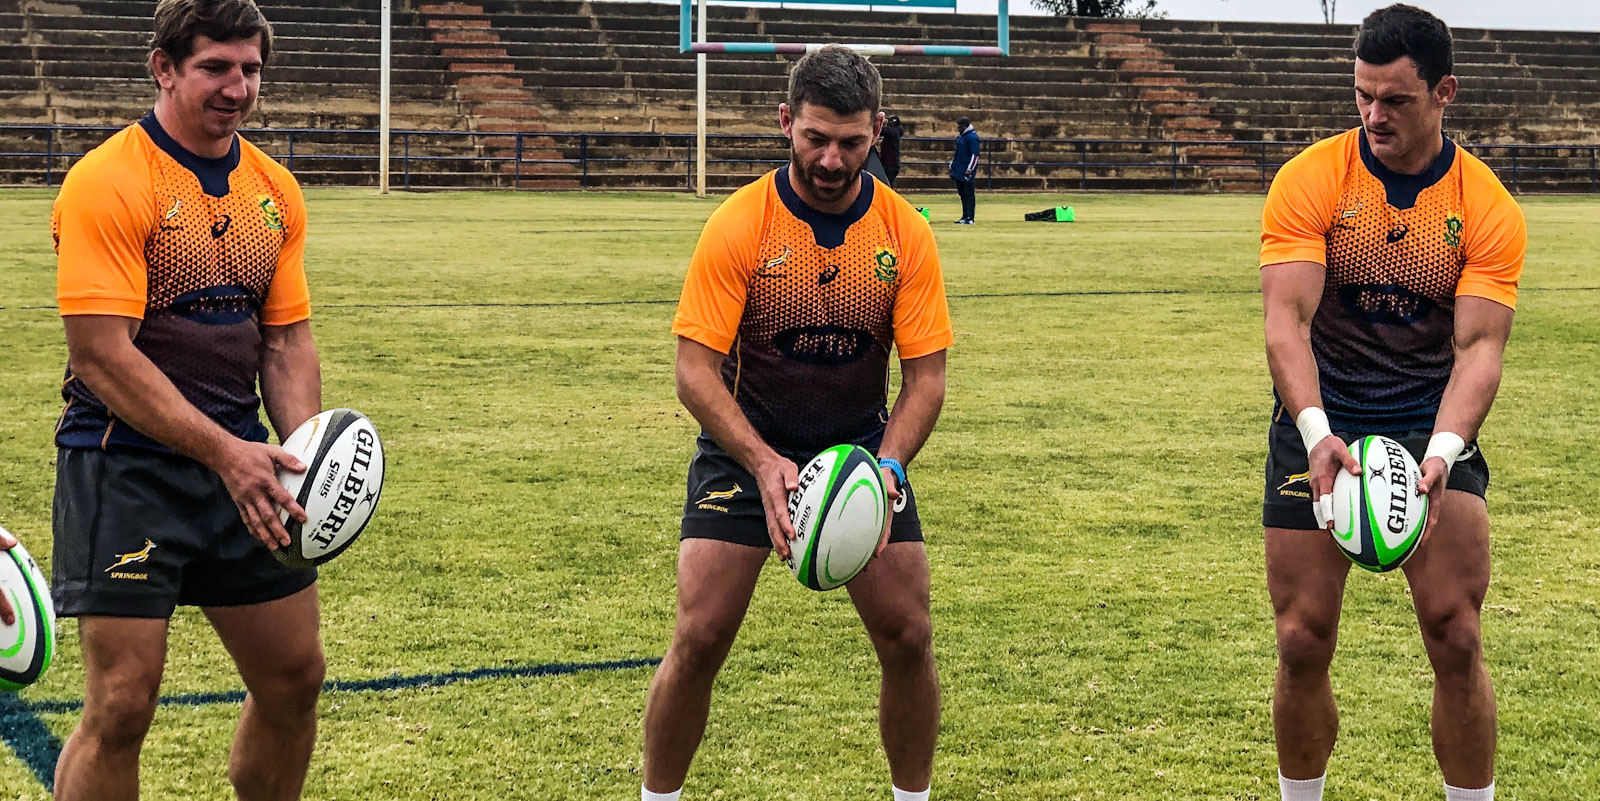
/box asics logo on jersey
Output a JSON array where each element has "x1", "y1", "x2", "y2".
[
  {"x1": 1385, "y1": 224, "x2": 1409, "y2": 244},
  {"x1": 211, "y1": 214, "x2": 232, "y2": 239},
  {"x1": 105, "y1": 539, "x2": 157, "y2": 572}
]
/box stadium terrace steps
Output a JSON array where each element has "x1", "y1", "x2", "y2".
[{"x1": 2, "y1": 0, "x2": 1598, "y2": 189}]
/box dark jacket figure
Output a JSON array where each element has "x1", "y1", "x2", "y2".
[
  {"x1": 880, "y1": 114, "x2": 904, "y2": 188},
  {"x1": 949, "y1": 117, "x2": 979, "y2": 223}
]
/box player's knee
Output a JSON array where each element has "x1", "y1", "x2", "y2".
[
  {"x1": 1275, "y1": 618, "x2": 1337, "y2": 676},
  {"x1": 1419, "y1": 606, "x2": 1483, "y2": 676},
  {"x1": 251, "y1": 650, "x2": 327, "y2": 716},
  {"x1": 81, "y1": 677, "x2": 160, "y2": 750},
  {"x1": 670, "y1": 614, "x2": 741, "y2": 669},
  {"x1": 869, "y1": 612, "x2": 934, "y2": 669}
]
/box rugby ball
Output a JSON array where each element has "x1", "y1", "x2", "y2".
[
  {"x1": 786, "y1": 445, "x2": 888, "y2": 591},
  {"x1": 275, "y1": 409, "x2": 386, "y2": 569},
  {"x1": 0, "y1": 531, "x2": 56, "y2": 691},
  {"x1": 1330, "y1": 435, "x2": 1427, "y2": 573}
]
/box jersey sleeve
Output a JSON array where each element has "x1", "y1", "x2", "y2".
[
  {"x1": 53, "y1": 154, "x2": 155, "y2": 318},
  {"x1": 1456, "y1": 166, "x2": 1526, "y2": 310},
  {"x1": 671, "y1": 190, "x2": 761, "y2": 353},
  {"x1": 1260, "y1": 143, "x2": 1340, "y2": 269},
  {"x1": 261, "y1": 171, "x2": 312, "y2": 325},
  {"x1": 892, "y1": 210, "x2": 953, "y2": 359}
]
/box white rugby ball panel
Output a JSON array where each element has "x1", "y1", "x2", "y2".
[
  {"x1": 275, "y1": 409, "x2": 386, "y2": 568},
  {"x1": 1330, "y1": 435, "x2": 1426, "y2": 573},
  {"x1": 787, "y1": 445, "x2": 886, "y2": 591},
  {"x1": 0, "y1": 537, "x2": 56, "y2": 691}
]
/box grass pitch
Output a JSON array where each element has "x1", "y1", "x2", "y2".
[{"x1": 0, "y1": 188, "x2": 1597, "y2": 800}]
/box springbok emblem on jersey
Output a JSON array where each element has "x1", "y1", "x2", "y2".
[
  {"x1": 105, "y1": 539, "x2": 157, "y2": 572},
  {"x1": 758, "y1": 248, "x2": 792, "y2": 277}
]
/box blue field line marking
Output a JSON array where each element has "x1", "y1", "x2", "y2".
[
  {"x1": 2, "y1": 656, "x2": 661, "y2": 791},
  {"x1": 0, "y1": 693, "x2": 61, "y2": 790}
]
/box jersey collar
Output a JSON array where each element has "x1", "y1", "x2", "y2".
[
  {"x1": 138, "y1": 110, "x2": 241, "y2": 198},
  {"x1": 775, "y1": 164, "x2": 876, "y2": 249},
  {"x1": 1358, "y1": 130, "x2": 1456, "y2": 211}
]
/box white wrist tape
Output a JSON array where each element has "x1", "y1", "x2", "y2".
[
  {"x1": 1424, "y1": 431, "x2": 1466, "y2": 468},
  {"x1": 1295, "y1": 407, "x2": 1333, "y2": 456}
]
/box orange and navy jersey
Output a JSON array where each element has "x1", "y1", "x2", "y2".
[
  {"x1": 673, "y1": 168, "x2": 953, "y2": 454},
  {"x1": 1260, "y1": 128, "x2": 1526, "y2": 433},
  {"x1": 52, "y1": 111, "x2": 310, "y2": 452}
]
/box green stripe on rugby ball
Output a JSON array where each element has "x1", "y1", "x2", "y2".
[
  {"x1": 0, "y1": 539, "x2": 56, "y2": 692},
  {"x1": 788, "y1": 445, "x2": 886, "y2": 591},
  {"x1": 1333, "y1": 435, "x2": 1426, "y2": 573}
]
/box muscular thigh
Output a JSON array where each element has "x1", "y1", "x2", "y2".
[
  {"x1": 1265, "y1": 527, "x2": 1352, "y2": 628},
  {"x1": 1403, "y1": 490, "x2": 1491, "y2": 618},
  {"x1": 848, "y1": 542, "x2": 931, "y2": 637},
  {"x1": 674, "y1": 538, "x2": 768, "y2": 628}
]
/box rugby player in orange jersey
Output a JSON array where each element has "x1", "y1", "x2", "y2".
[
  {"x1": 1259, "y1": 6, "x2": 1525, "y2": 801},
  {"x1": 49, "y1": 2, "x2": 328, "y2": 798},
  {"x1": 641, "y1": 45, "x2": 953, "y2": 801}
]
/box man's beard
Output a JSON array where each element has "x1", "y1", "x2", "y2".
[{"x1": 791, "y1": 145, "x2": 857, "y2": 204}]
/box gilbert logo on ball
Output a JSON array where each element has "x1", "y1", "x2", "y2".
[
  {"x1": 0, "y1": 531, "x2": 56, "y2": 691},
  {"x1": 1330, "y1": 435, "x2": 1427, "y2": 573},
  {"x1": 786, "y1": 445, "x2": 887, "y2": 591},
  {"x1": 275, "y1": 409, "x2": 386, "y2": 569}
]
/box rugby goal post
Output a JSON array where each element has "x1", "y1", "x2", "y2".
[{"x1": 679, "y1": 0, "x2": 1010, "y2": 197}]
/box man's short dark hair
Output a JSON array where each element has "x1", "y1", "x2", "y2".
[
  {"x1": 152, "y1": 0, "x2": 274, "y2": 67},
  {"x1": 1354, "y1": 4, "x2": 1452, "y2": 88},
  {"x1": 955, "y1": 116, "x2": 970, "y2": 128},
  {"x1": 787, "y1": 45, "x2": 881, "y2": 116}
]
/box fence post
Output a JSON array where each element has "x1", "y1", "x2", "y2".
[
  {"x1": 514, "y1": 133, "x2": 523, "y2": 189},
  {"x1": 1171, "y1": 141, "x2": 1178, "y2": 191},
  {"x1": 985, "y1": 144, "x2": 992, "y2": 191},
  {"x1": 686, "y1": 136, "x2": 693, "y2": 190},
  {"x1": 45, "y1": 126, "x2": 54, "y2": 186},
  {"x1": 580, "y1": 133, "x2": 589, "y2": 189},
  {"x1": 1511, "y1": 147, "x2": 1520, "y2": 194},
  {"x1": 1079, "y1": 140, "x2": 1086, "y2": 191},
  {"x1": 287, "y1": 131, "x2": 295, "y2": 173},
  {"x1": 1590, "y1": 146, "x2": 1596, "y2": 193},
  {"x1": 1259, "y1": 141, "x2": 1267, "y2": 191},
  {"x1": 403, "y1": 133, "x2": 411, "y2": 189}
]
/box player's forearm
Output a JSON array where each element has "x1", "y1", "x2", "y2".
[
  {"x1": 676, "y1": 363, "x2": 781, "y2": 474},
  {"x1": 70, "y1": 337, "x2": 237, "y2": 466},
  {"x1": 1433, "y1": 343, "x2": 1504, "y2": 442},
  {"x1": 1263, "y1": 314, "x2": 1323, "y2": 418},
  {"x1": 260, "y1": 321, "x2": 322, "y2": 440},
  {"x1": 879, "y1": 352, "x2": 946, "y2": 466}
]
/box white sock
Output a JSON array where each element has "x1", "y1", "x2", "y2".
[
  {"x1": 1279, "y1": 773, "x2": 1325, "y2": 801},
  {"x1": 1445, "y1": 782, "x2": 1494, "y2": 801},
  {"x1": 892, "y1": 786, "x2": 930, "y2": 801},
  {"x1": 642, "y1": 786, "x2": 682, "y2": 801}
]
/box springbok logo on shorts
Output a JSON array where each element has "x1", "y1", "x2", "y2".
[
  {"x1": 696, "y1": 484, "x2": 742, "y2": 513},
  {"x1": 105, "y1": 539, "x2": 157, "y2": 578},
  {"x1": 1277, "y1": 471, "x2": 1311, "y2": 499}
]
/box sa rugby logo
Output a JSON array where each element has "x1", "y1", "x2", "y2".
[
  {"x1": 1444, "y1": 214, "x2": 1464, "y2": 249},
  {"x1": 873, "y1": 247, "x2": 898, "y2": 282},
  {"x1": 257, "y1": 194, "x2": 284, "y2": 231}
]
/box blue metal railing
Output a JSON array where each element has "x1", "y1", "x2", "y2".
[{"x1": 3, "y1": 124, "x2": 1597, "y2": 193}]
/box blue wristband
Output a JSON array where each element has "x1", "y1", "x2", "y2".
[{"x1": 877, "y1": 457, "x2": 907, "y2": 489}]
